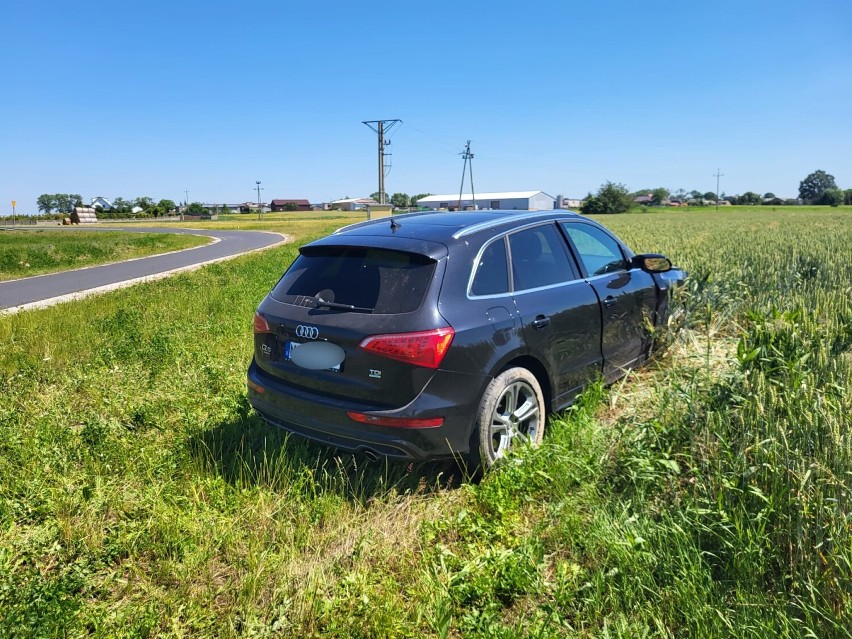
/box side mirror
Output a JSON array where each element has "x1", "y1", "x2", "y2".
[{"x1": 633, "y1": 253, "x2": 672, "y2": 273}]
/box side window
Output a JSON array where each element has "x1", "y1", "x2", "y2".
[
  {"x1": 508, "y1": 224, "x2": 578, "y2": 291},
  {"x1": 471, "y1": 237, "x2": 509, "y2": 296},
  {"x1": 561, "y1": 223, "x2": 627, "y2": 276}
]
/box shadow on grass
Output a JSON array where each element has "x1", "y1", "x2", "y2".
[{"x1": 186, "y1": 398, "x2": 471, "y2": 505}]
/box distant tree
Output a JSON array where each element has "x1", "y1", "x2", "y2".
[
  {"x1": 37, "y1": 194, "x2": 57, "y2": 214},
  {"x1": 651, "y1": 188, "x2": 670, "y2": 205},
  {"x1": 703, "y1": 192, "x2": 717, "y2": 201},
  {"x1": 112, "y1": 197, "x2": 132, "y2": 215},
  {"x1": 390, "y1": 192, "x2": 410, "y2": 208},
  {"x1": 689, "y1": 190, "x2": 703, "y2": 200},
  {"x1": 134, "y1": 196, "x2": 154, "y2": 211},
  {"x1": 844, "y1": 189, "x2": 852, "y2": 205},
  {"x1": 54, "y1": 194, "x2": 75, "y2": 214},
  {"x1": 283, "y1": 201, "x2": 298, "y2": 211},
  {"x1": 369, "y1": 191, "x2": 382, "y2": 202},
  {"x1": 185, "y1": 202, "x2": 205, "y2": 215},
  {"x1": 822, "y1": 188, "x2": 844, "y2": 207},
  {"x1": 410, "y1": 193, "x2": 432, "y2": 207},
  {"x1": 799, "y1": 170, "x2": 837, "y2": 203},
  {"x1": 763, "y1": 192, "x2": 776, "y2": 199},
  {"x1": 582, "y1": 181, "x2": 632, "y2": 215},
  {"x1": 671, "y1": 188, "x2": 687, "y2": 201},
  {"x1": 739, "y1": 192, "x2": 762, "y2": 205},
  {"x1": 157, "y1": 199, "x2": 176, "y2": 213}
]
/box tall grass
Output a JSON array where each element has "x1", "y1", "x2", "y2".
[
  {"x1": 0, "y1": 230, "x2": 207, "y2": 280},
  {"x1": 0, "y1": 208, "x2": 849, "y2": 636}
]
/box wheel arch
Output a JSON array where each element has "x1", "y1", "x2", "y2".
[{"x1": 496, "y1": 354, "x2": 552, "y2": 416}]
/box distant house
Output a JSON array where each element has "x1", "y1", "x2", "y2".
[
  {"x1": 329, "y1": 197, "x2": 379, "y2": 211},
  {"x1": 238, "y1": 202, "x2": 270, "y2": 214},
  {"x1": 558, "y1": 197, "x2": 583, "y2": 209},
  {"x1": 90, "y1": 196, "x2": 113, "y2": 210},
  {"x1": 633, "y1": 194, "x2": 654, "y2": 204},
  {"x1": 270, "y1": 199, "x2": 311, "y2": 212},
  {"x1": 416, "y1": 191, "x2": 556, "y2": 211}
]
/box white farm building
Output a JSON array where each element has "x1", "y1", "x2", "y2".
[{"x1": 416, "y1": 191, "x2": 556, "y2": 211}]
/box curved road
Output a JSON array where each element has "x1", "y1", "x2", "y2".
[{"x1": 0, "y1": 227, "x2": 289, "y2": 314}]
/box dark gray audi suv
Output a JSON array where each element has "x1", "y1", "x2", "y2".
[{"x1": 247, "y1": 210, "x2": 685, "y2": 467}]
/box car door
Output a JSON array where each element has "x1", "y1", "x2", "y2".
[
  {"x1": 507, "y1": 223, "x2": 602, "y2": 408},
  {"x1": 560, "y1": 221, "x2": 657, "y2": 380}
]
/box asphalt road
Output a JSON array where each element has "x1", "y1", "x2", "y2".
[{"x1": 0, "y1": 227, "x2": 288, "y2": 313}]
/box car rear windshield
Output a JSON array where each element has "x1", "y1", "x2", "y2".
[{"x1": 270, "y1": 246, "x2": 437, "y2": 314}]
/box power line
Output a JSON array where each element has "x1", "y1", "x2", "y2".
[
  {"x1": 458, "y1": 141, "x2": 475, "y2": 211},
  {"x1": 714, "y1": 169, "x2": 725, "y2": 211},
  {"x1": 363, "y1": 119, "x2": 402, "y2": 204}
]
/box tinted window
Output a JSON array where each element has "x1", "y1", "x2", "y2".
[
  {"x1": 561, "y1": 223, "x2": 627, "y2": 276},
  {"x1": 508, "y1": 225, "x2": 578, "y2": 291},
  {"x1": 271, "y1": 247, "x2": 436, "y2": 314},
  {"x1": 471, "y1": 237, "x2": 509, "y2": 296}
]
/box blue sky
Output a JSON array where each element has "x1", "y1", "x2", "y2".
[{"x1": 2, "y1": 0, "x2": 851, "y2": 214}]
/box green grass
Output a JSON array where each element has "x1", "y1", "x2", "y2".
[
  {"x1": 0, "y1": 230, "x2": 209, "y2": 281},
  {"x1": 0, "y1": 208, "x2": 850, "y2": 637}
]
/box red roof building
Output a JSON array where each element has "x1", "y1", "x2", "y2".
[{"x1": 270, "y1": 199, "x2": 311, "y2": 212}]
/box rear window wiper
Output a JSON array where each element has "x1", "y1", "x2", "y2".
[{"x1": 298, "y1": 295, "x2": 374, "y2": 312}]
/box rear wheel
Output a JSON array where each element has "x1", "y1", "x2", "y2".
[{"x1": 475, "y1": 367, "x2": 545, "y2": 468}]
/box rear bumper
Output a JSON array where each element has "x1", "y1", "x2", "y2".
[{"x1": 246, "y1": 359, "x2": 488, "y2": 461}]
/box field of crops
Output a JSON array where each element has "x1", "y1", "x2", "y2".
[
  {"x1": 0, "y1": 207, "x2": 849, "y2": 637},
  {"x1": 0, "y1": 230, "x2": 208, "y2": 281}
]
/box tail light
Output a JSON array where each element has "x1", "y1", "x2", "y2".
[
  {"x1": 358, "y1": 327, "x2": 454, "y2": 369},
  {"x1": 253, "y1": 312, "x2": 271, "y2": 334},
  {"x1": 347, "y1": 412, "x2": 443, "y2": 428}
]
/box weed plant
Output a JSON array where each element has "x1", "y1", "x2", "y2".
[{"x1": 0, "y1": 209, "x2": 850, "y2": 636}]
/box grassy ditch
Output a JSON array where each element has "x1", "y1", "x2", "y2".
[
  {"x1": 0, "y1": 230, "x2": 209, "y2": 281},
  {"x1": 0, "y1": 209, "x2": 850, "y2": 637}
]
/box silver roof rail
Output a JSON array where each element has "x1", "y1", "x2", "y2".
[{"x1": 452, "y1": 210, "x2": 579, "y2": 239}]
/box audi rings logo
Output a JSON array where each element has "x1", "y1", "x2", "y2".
[{"x1": 295, "y1": 325, "x2": 319, "y2": 340}]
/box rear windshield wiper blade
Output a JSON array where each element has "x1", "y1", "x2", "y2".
[{"x1": 301, "y1": 296, "x2": 374, "y2": 312}]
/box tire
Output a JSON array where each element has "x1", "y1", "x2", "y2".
[{"x1": 474, "y1": 367, "x2": 546, "y2": 468}]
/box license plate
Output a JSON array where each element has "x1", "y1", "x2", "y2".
[{"x1": 284, "y1": 341, "x2": 342, "y2": 372}]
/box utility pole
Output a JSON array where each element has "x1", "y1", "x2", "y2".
[
  {"x1": 714, "y1": 169, "x2": 724, "y2": 211},
  {"x1": 458, "y1": 141, "x2": 475, "y2": 211},
  {"x1": 183, "y1": 189, "x2": 189, "y2": 221},
  {"x1": 363, "y1": 119, "x2": 402, "y2": 205},
  {"x1": 255, "y1": 181, "x2": 263, "y2": 221}
]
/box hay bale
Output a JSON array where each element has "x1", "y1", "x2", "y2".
[{"x1": 70, "y1": 207, "x2": 99, "y2": 224}]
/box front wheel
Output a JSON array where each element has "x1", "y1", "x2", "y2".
[{"x1": 474, "y1": 367, "x2": 545, "y2": 468}]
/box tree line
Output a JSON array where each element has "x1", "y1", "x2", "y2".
[
  {"x1": 581, "y1": 169, "x2": 851, "y2": 214},
  {"x1": 36, "y1": 195, "x2": 177, "y2": 219},
  {"x1": 36, "y1": 194, "x2": 83, "y2": 216},
  {"x1": 369, "y1": 192, "x2": 433, "y2": 208}
]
